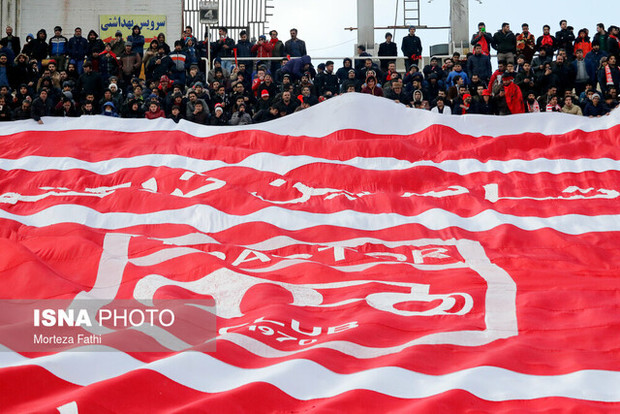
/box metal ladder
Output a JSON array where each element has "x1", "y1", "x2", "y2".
[{"x1": 403, "y1": 0, "x2": 421, "y2": 27}]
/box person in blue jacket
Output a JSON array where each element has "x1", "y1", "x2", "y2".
[
  {"x1": 67, "y1": 27, "x2": 88, "y2": 74},
  {"x1": 127, "y1": 25, "x2": 145, "y2": 57}
]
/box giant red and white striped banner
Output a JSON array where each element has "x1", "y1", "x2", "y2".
[{"x1": 0, "y1": 94, "x2": 619, "y2": 412}]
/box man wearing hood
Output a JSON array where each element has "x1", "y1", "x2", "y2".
[
  {"x1": 101, "y1": 101, "x2": 119, "y2": 117},
  {"x1": 86, "y1": 30, "x2": 105, "y2": 68},
  {"x1": 30, "y1": 29, "x2": 49, "y2": 66},
  {"x1": 336, "y1": 58, "x2": 354, "y2": 83},
  {"x1": 281, "y1": 55, "x2": 313, "y2": 82},
  {"x1": 67, "y1": 27, "x2": 88, "y2": 74},
  {"x1": 127, "y1": 26, "x2": 145, "y2": 57}
]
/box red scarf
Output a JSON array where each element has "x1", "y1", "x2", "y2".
[
  {"x1": 478, "y1": 35, "x2": 489, "y2": 55},
  {"x1": 541, "y1": 35, "x2": 554, "y2": 47},
  {"x1": 269, "y1": 37, "x2": 279, "y2": 46},
  {"x1": 605, "y1": 64, "x2": 613, "y2": 85},
  {"x1": 527, "y1": 100, "x2": 540, "y2": 113},
  {"x1": 610, "y1": 34, "x2": 620, "y2": 46},
  {"x1": 504, "y1": 82, "x2": 525, "y2": 114}
]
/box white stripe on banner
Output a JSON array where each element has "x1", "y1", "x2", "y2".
[
  {"x1": 1, "y1": 347, "x2": 618, "y2": 402},
  {"x1": 0, "y1": 204, "x2": 619, "y2": 235},
  {"x1": 0, "y1": 93, "x2": 618, "y2": 138},
  {"x1": 1, "y1": 155, "x2": 620, "y2": 176}
]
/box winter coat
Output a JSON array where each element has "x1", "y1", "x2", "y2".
[
  {"x1": 466, "y1": 53, "x2": 492, "y2": 82},
  {"x1": 401, "y1": 34, "x2": 422, "y2": 58},
  {"x1": 67, "y1": 35, "x2": 88, "y2": 61},
  {"x1": 492, "y1": 30, "x2": 516, "y2": 54}
]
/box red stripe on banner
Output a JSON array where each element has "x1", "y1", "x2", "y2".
[
  {"x1": 1, "y1": 367, "x2": 617, "y2": 413},
  {"x1": 1, "y1": 125, "x2": 619, "y2": 163}
]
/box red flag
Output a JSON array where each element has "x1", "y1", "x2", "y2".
[{"x1": 0, "y1": 94, "x2": 619, "y2": 412}]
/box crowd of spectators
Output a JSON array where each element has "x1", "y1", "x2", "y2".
[{"x1": 0, "y1": 20, "x2": 618, "y2": 124}]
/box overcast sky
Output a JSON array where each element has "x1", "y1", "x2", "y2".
[{"x1": 268, "y1": 0, "x2": 615, "y2": 59}]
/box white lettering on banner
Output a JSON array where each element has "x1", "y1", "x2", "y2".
[
  {"x1": 484, "y1": 183, "x2": 620, "y2": 203},
  {"x1": 88, "y1": 234, "x2": 517, "y2": 357},
  {"x1": 220, "y1": 317, "x2": 361, "y2": 347},
  {"x1": 402, "y1": 185, "x2": 470, "y2": 198},
  {"x1": 411, "y1": 247, "x2": 451, "y2": 264},
  {"x1": 0, "y1": 183, "x2": 131, "y2": 205},
  {"x1": 3, "y1": 173, "x2": 618, "y2": 206},
  {"x1": 171, "y1": 177, "x2": 226, "y2": 198},
  {"x1": 141, "y1": 177, "x2": 158, "y2": 192}
]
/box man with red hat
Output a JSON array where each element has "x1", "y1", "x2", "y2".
[
  {"x1": 253, "y1": 88, "x2": 272, "y2": 114},
  {"x1": 500, "y1": 72, "x2": 525, "y2": 114},
  {"x1": 454, "y1": 93, "x2": 474, "y2": 115},
  {"x1": 472, "y1": 89, "x2": 494, "y2": 114}
]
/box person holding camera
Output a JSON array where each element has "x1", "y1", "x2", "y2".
[{"x1": 471, "y1": 22, "x2": 493, "y2": 56}]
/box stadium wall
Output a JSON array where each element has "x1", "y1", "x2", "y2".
[{"x1": 12, "y1": 0, "x2": 182, "y2": 41}]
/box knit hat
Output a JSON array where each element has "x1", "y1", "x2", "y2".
[{"x1": 261, "y1": 89, "x2": 269, "y2": 97}]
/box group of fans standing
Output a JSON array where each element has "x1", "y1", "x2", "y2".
[{"x1": 0, "y1": 19, "x2": 617, "y2": 124}]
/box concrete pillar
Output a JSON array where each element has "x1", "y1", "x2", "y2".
[
  {"x1": 1, "y1": 0, "x2": 20, "y2": 35},
  {"x1": 357, "y1": 0, "x2": 374, "y2": 52},
  {"x1": 449, "y1": 0, "x2": 469, "y2": 50}
]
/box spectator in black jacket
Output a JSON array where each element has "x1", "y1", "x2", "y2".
[
  {"x1": 536, "y1": 25, "x2": 557, "y2": 57},
  {"x1": 31, "y1": 88, "x2": 53, "y2": 123},
  {"x1": 13, "y1": 97, "x2": 32, "y2": 120},
  {"x1": 401, "y1": 26, "x2": 422, "y2": 69},
  {"x1": 608, "y1": 26, "x2": 620, "y2": 60},
  {"x1": 467, "y1": 44, "x2": 492, "y2": 83},
  {"x1": 0, "y1": 26, "x2": 21, "y2": 57},
  {"x1": 213, "y1": 27, "x2": 235, "y2": 73},
  {"x1": 492, "y1": 23, "x2": 517, "y2": 65},
  {"x1": 0, "y1": 95, "x2": 12, "y2": 121},
  {"x1": 30, "y1": 29, "x2": 49, "y2": 68},
  {"x1": 378, "y1": 32, "x2": 397, "y2": 72},
  {"x1": 315, "y1": 60, "x2": 339, "y2": 96},
  {"x1": 76, "y1": 61, "x2": 102, "y2": 102},
  {"x1": 555, "y1": 20, "x2": 575, "y2": 61}
]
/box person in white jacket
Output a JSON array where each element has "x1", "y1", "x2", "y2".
[{"x1": 430, "y1": 97, "x2": 452, "y2": 114}]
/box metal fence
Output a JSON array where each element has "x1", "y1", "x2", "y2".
[{"x1": 183, "y1": 0, "x2": 273, "y2": 43}]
